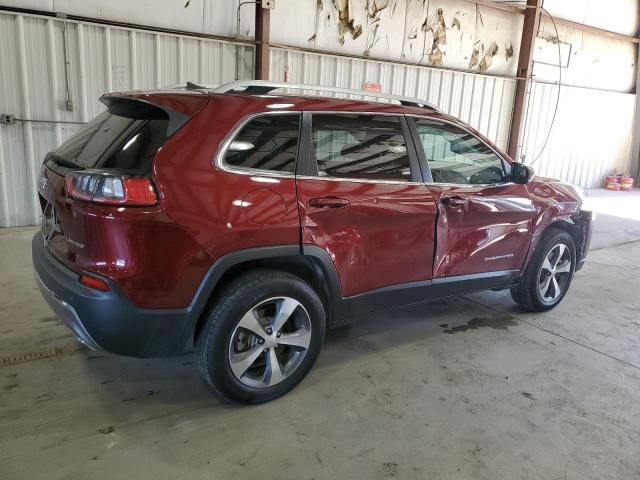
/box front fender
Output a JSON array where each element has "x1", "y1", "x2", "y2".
[
  {"x1": 523, "y1": 178, "x2": 585, "y2": 272},
  {"x1": 524, "y1": 212, "x2": 575, "y2": 268}
]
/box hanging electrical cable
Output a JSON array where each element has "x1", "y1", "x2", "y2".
[
  {"x1": 490, "y1": 0, "x2": 563, "y2": 165},
  {"x1": 416, "y1": 0, "x2": 431, "y2": 65},
  {"x1": 530, "y1": 5, "x2": 562, "y2": 165}
]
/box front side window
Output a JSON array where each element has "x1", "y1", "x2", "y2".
[
  {"x1": 311, "y1": 114, "x2": 412, "y2": 182},
  {"x1": 414, "y1": 119, "x2": 507, "y2": 185},
  {"x1": 223, "y1": 114, "x2": 300, "y2": 174}
]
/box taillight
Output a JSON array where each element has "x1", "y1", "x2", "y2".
[{"x1": 65, "y1": 171, "x2": 157, "y2": 206}]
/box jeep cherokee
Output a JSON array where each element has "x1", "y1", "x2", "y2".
[{"x1": 33, "y1": 80, "x2": 594, "y2": 403}]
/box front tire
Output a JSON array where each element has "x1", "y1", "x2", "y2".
[
  {"x1": 511, "y1": 228, "x2": 576, "y2": 312},
  {"x1": 195, "y1": 269, "x2": 325, "y2": 404}
]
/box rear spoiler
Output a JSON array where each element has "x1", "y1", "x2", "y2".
[{"x1": 100, "y1": 95, "x2": 190, "y2": 136}]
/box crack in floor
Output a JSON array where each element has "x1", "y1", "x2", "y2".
[
  {"x1": 590, "y1": 238, "x2": 640, "y2": 251},
  {"x1": 0, "y1": 343, "x2": 87, "y2": 367}
]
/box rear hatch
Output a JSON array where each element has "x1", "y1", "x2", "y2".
[{"x1": 38, "y1": 91, "x2": 208, "y2": 273}]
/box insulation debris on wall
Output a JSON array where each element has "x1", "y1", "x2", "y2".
[{"x1": 271, "y1": 0, "x2": 524, "y2": 76}]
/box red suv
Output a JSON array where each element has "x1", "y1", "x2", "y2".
[{"x1": 33, "y1": 81, "x2": 594, "y2": 403}]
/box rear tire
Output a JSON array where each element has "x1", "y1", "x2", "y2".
[
  {"x1": 511, "y1": 228, "x2": 576, "y2": 312},
  {"x1": 195, "y1": 269, "x2": 325, "y2": 404}
]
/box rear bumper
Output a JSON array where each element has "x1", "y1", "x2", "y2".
[
  {"x1": 574, "y1": 209, "x2": 595, "y2": 272},
  {"x1": 32, "y1": 232, "x2": 200, "y2": 357}
]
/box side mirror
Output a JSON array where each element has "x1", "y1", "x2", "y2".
[{"x1": 511, "y1": 162, "x2": 532, "y2": 184}]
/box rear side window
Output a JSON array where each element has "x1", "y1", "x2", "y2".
[
  {"x1": 54, "y1": 111, "x2": 170, "y2": 173},
  {"x1": 223, "y1": 114, "x2": 300, "y2": 174},
  {"x1": 310, "y1": 114, "x2": 412, "y2": 182}
]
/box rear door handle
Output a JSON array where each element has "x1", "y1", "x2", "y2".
[
  {"x1": 308, "y1": 196, "x2": 350, "y2": 209},
  {"x1": 440, "y1": 195, "x2": 468, "y2": 208}
]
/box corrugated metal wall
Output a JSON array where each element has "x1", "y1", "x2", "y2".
[
  {"x1": 270, "y1": 47, "x2": 517, "y2": 151},
  {"x1": 0, "y1": 10, "x2": 254, "y2": 227},
  {"x1": 8, "y1": 9, "x2": 628, "y2": 224},
  {"x1": 520, "y1": 82, "x2": 636, "y2": 188},
  {"x1": 269, "y1": 47, "x2": 636, "y2": 189}
]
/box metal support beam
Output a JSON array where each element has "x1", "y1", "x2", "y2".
[
  {"x1": 630, "y1": 42, "x2": 640, "y2": 181},
  {"x1": 255, "y1": 1, "x2": 270, "y2": 80},
  {"x1": 507, "y1": 0, "x2": 541, "y2": 160}
]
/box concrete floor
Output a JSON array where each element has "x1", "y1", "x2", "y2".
[{"x1": 1, "y1": 189, "x2": 640, "y2": 480}]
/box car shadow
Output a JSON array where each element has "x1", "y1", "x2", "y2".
[
  {"x1": 81, "y1": 294, "x2": 507, "y2": 410},
  {"x1": 317, "y1": 295, "x2": 514, "y2": 368}
]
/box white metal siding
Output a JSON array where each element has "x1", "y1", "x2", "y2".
[
  {"x1": 0, "y1": 10, "x2": 254, "y2": 227},
  {"x1": 270, "y1": 47, "x2": 517, "y2": 151},
  {"x1": 544, "y1": 0, "x2": 639, "y2": 37},
  {"x1": 534, "y1": 16, "x2": 637, "y2": 93},
  {"x1": 8, "y1": 10, "x2": 630, "y2": 224},
  {"x1": 520, "y1": 82, "x2": 636, "y2": 188},
  {"x1": 270, "y1": 0, "x2": 523, "y2": 77},
  {"x1": 0, "y1": 0, "x2": 256, "y2": 39}
]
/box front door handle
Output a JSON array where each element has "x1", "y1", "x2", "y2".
[
  {"x1": 309, "y1": 196, "x2": 350, "y2": 209},
  {"x1": 441, "y1": 195, "x2": 468, "y2": 208}
]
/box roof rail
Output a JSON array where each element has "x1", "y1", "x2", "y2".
[{"x1": 211, "y1": 80, "x2": 439, "y2": 111}]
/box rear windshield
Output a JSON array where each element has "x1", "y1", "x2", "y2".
[{"x1": 53, "y1": 111, "x2": 170, "y2": 173}]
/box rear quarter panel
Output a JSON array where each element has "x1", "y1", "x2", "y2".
[
  {"x1": 74, "y1": 95, "x2": 302, "y2": 309},
  {"x1": 146, "y1": 96, "x2": 301, "y2": 308}
]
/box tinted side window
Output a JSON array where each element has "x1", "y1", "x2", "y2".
[
  {"x1": 55, "y1": 111, "x2": 170, "y2": 173},
  {"x1": 414, "y1": 119, "x2": 507, "y2": 185},
  {"x1": 223, "y1": 114, "x2": 300, "y2": 173},
  {"x1": 311, "y1": 114, "x2": 411, "y2": 182}
]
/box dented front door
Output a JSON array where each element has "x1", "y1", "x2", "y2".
[{"x1": 427, "y1": 183, "x2": 536, "y2": 278}]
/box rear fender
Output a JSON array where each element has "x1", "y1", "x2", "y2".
[{"x1": 190, "y1": 245, "x2": 349, "y2": 339}]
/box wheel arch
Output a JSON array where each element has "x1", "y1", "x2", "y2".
[
  {"x1": 522, "y1": 213, "x2": 583, "y2": 273},
  {"x1": 546, "y1": 219, "x2": 582, "y2": 254},
  {"x1": 511, "y1": 220, "x2": 578, "y2": 312},
  {"x1": 191, "y1": 245, "x2": 347, "y2": 341}
]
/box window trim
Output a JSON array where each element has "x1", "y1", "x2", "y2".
[
  {"x1": 214, "y1": 111, "x2": 302, "y2": 178},
  {"x1": 302, "y1": 111, "x2": 424, "y2": 185},
  {"x1": 406, "y1": 115, "x2": 513, "y2": 188}
]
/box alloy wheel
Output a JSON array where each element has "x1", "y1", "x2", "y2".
[
  {"x1": 538, "y1": 243, "x2": 572, "y2": 304},
  {"x1": 228, "y1": 297, "x2": 312, "y2": 388}
]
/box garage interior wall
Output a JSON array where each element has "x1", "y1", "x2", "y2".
[
  {"x1": 0, "y1": 0, "x2": 257, "y2": 38},
  {"x1": 0, "y1": 10, "x2": 254, "y2": 227},
  {"x1": 268, "y1": 1, "x2": 639, "y2": 189},
  {"x1": 1, "y1": 0, "x2": 639, "y2": 227},
  {"x1": 269, "y1": 47, "x2": 516, "y2": 151},
  {"x1": 269, "y1": 0, "x2": 524, "y2": 76},
  {"x1": 519, "y1": 2, "x2": 639, "y2": 187}
]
